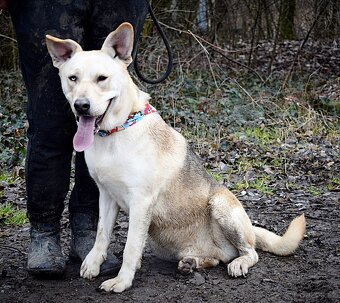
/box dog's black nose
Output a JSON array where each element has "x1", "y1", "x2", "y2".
[{"x1": 74, "y1": 99, "x2": 90, "y2": 114}]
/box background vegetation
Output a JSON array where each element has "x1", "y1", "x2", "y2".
[{"x1": 0, "y1": 0, "x2": 339, "y2": 224}]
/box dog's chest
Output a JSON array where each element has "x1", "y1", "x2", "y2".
[{"x1": 84, "y1": 132, "x2": 157, "y2": 209}]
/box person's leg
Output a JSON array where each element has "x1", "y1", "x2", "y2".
[
  {"x1": 68, "y1": 0, "x2": 149, "y2": 275},
  {"x1": 68, "y1": 0, "x2": 149, "y2": 214},
  {"x1": 85, "y1": 0, "x2": 149, "y2": 54},
  {"x1": 68, "y1": 0, "x2": 149, "y2": 217},
  {"x1": 9, "y1": 0, "x2": 88, "y2": 276},
  {"x1": 69, "y1": 0, "x2": 149, "y2": 212},
  {"x1": 69, "y1": 153, "x2": 122, "y2": 276}
]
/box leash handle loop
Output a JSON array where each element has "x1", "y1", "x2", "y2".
[{"x1": 134, "y1": 0, "x2": 173, "y2": 84}]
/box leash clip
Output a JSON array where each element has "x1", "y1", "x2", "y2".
[{"x1": 94, "y1": 123, "x2": 100, "y2": 135}]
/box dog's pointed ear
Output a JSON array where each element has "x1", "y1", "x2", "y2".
[
  {"x1": 101, "y1": 22, "x2": 134, "y2": 65},
  {"x1": 46, "y1": 35, "x2": 82, "y2": 68}
]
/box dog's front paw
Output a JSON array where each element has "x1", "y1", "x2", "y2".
[
  {"x1": 99, "y1": 274, "x2": 133, "y2": 293},
  {"x1": 227, "y1": 259, "x2": 249, "y2": 278},
  {"x1": 80, "y1": 251, "x2": 104, "y2": 280}
]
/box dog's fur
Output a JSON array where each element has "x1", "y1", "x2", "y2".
[{"x1": 46, "y1": 23, "x2": 306, "y2": 293}]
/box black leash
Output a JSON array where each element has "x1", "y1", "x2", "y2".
[{"x1": 134, "y1": 0, "x2": 173, "y2": 84}]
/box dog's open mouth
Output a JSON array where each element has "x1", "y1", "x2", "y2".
[{"x1": 73, "y1": 99, "x2": 113, "y2": 152}]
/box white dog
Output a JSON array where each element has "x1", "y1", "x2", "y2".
[{"x1": 46, "y1": 23, "x2": 306, "y2": 293}]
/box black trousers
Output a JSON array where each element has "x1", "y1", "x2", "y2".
[{"x1": 9, "y1": 0, "x2": 148, "y2": 223}]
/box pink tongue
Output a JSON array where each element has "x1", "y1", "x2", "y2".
[{"x1": 73, "y1": 116, "x2": 96, "y2": 152}]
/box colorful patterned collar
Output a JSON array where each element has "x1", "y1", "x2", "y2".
[{"x1": 96, "y1": 103, "x2": 157, "y2": 137}]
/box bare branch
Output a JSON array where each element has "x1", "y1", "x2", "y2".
[
  {"x1": 0, "y1": 33, "x2": 17, "y2": 43},
  {"x1": 281, "y1": 0, "x2": 331, "y2": 90},
  {"x1": 158, "y1": 21, "x2": 264, "y2": 82}
]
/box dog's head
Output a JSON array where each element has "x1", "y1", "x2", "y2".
[
  {"x1": 46, "y1": 22, "x2": 134, "y2": 119},
  {"x1": 46, "y1": 23, "x2": 147, "y2": 151}
]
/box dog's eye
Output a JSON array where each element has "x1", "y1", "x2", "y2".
[
  {"x1": 69, "y1": 75, "x2": 77, "y2": 82},
  {"x1": 97, "y1": 75, "x2": 108, "y2": 82}
]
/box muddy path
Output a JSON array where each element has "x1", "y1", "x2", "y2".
[{"x1": 1, "y1": 179, "x2": 339, "y2": 303}]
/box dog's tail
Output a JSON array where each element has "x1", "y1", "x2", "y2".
[{"x1": 254, "y1": 214, "x2": 306, "y2": 256}]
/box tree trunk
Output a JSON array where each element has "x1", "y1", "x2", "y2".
[
  {"x1": 329, "y1": 0, "x2": 339, "y2": 37},
  {"x1": 279, "y1": 0, "x2": 296, "y2": 40}
]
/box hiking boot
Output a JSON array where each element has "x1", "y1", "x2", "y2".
[
  {"x1": 69, "y1": 213, "x2": 121, "y2": 276},
  {"x1": 27, "y1": 222, "x2": 66, "y2": 277}
]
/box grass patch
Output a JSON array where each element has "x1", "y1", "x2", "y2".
[
  {"x1": 235, "y1": 157, "x2": 269, "y2": 173},
  {"x1": 307, "y1": 186, "x2": 324, "y2": 196},
  {"x1": 231, "y1": 176, "x2": 274, "y2": 195},
  {"x1": 0, "y1": 202, "x2": 28, "y2": 226},
  {"x1": 236, "y1": 158, "x2": 254, "y2": 173},
  {"x1": 236, "y1": 126, "x2": 282, "y2": 146},
  {"x1": 0, "y1": 172, "x2": 17, "y2": 184},
  {"x1": 208, "y1": 170, "x2": 224, "y2": 183},
  {"x1": 232, "y1": 180, "x2": 248, "y2": 192},
  {"x1": 327, "y1": 178, "x2": 340, "y2": 191},
  {"x1": 251, "y1": 177, "x2": 274, "y2": 195}
]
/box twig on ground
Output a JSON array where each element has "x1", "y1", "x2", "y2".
[
  {"x1": 305, "y1": 214, "x2": 337, "y2": 221},
  {"x1": 0, "y1": 244, "x2": 27, "y2": 255}
]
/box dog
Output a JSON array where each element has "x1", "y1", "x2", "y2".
[{"x1": 46, "y1": 23, "x2": 306, "y2": 293}]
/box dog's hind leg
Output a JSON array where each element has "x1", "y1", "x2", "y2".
[
  {"x1": 178, "y1": 256, "x2": 219, "y2": 275},
  {"x1": 80, "y1": 189, "x2": 120, "y2": 280},
  {"x1": 209, "y1": 187, "x2": 258, "y2": 278}
]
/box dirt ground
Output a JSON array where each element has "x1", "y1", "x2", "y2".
[
  {"x1": 1, "y1": 177, "x2": 339, "y2": 303},
  {"x1": 1, "y1": 37, "x2": 340, "y2": 302}
]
